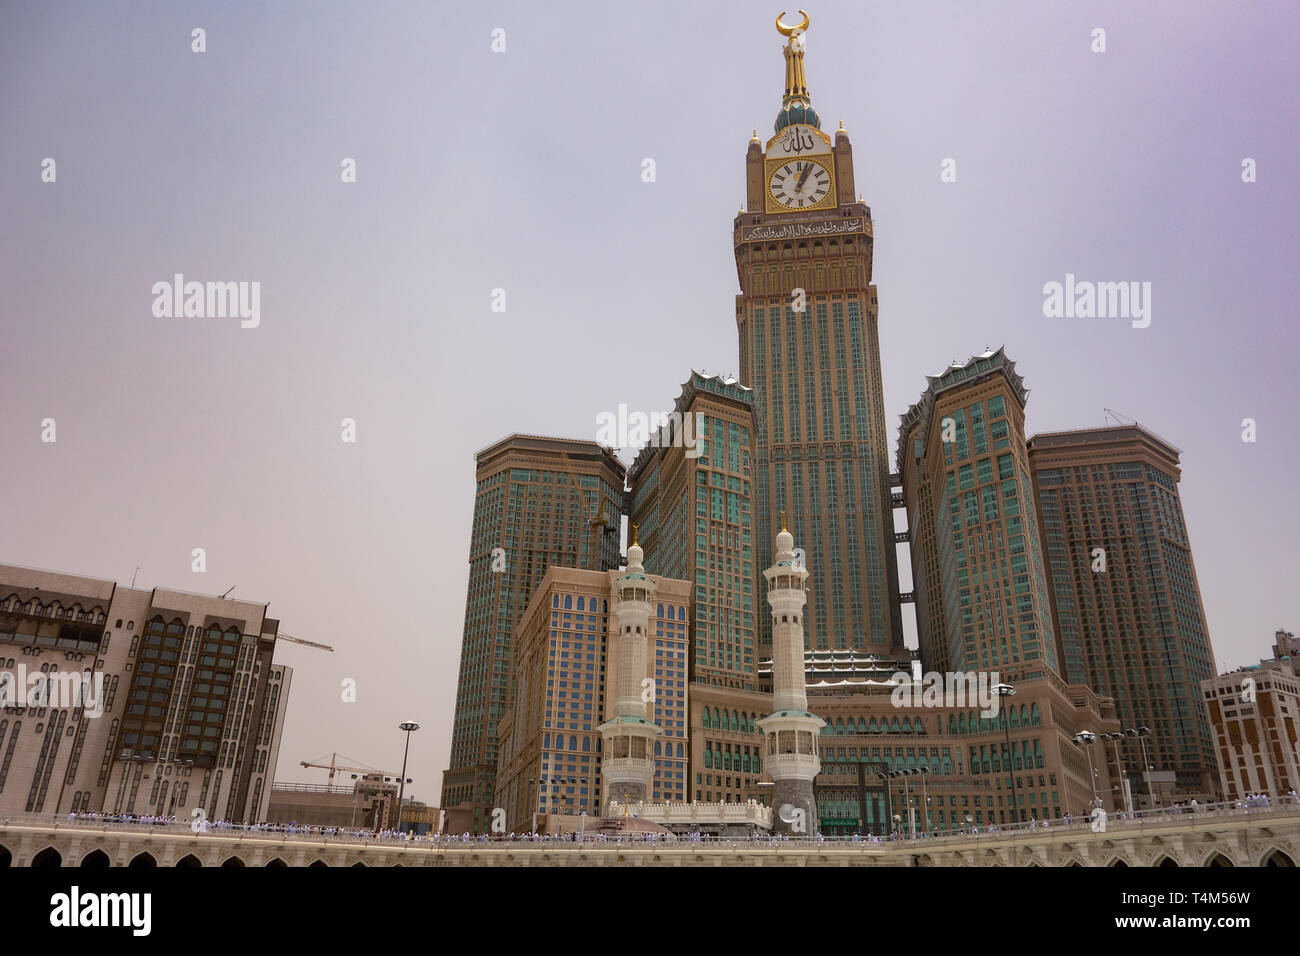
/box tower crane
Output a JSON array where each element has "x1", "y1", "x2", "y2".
[
  {"x1": 299, "y1": 753, "x2": 403, "y2": 787},
  {"x1": 276, "y1": 632, "x2": 335, "y2": 653}
]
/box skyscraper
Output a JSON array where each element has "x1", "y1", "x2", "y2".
[
  {"x1": 441, "y1": 435, "x2": 625, "y2": 831},
  {"x1": 899, "y1": 349, "x2": 1060, "y2": 681},
  {"x1": 628, "y1": 372, "x2": 758, "y2": 691},
  {"x1": 491, "y1": 565, "x2": 691, "y2": 833},
  {"x1": 735, "y1": 13, "x2": 903, "y2": 660},
  {"x1": 627, "y1": 372, "x2": 771, "y2": 804},
  {"x1": 1028, "y1": 424, "x2": 1218, "y2": 799}
]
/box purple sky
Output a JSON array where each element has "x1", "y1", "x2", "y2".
[{"x1": 2, "y1": 0, "x2": 1296, "y2": 805}]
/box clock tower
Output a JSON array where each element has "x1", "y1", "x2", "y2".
[{"x1": 735, "y1": 11, "x2": 904, "y2": 662}]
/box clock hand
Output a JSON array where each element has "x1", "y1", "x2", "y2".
[{"x1": 795, "y1": 161, "x2": 814, "y2": 192}]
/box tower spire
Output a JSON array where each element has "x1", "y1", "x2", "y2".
[
  {"x1": 776, "y1": 10, "x2": 811, "y2": 107},
  {"x1": 773, "y1": 11, "x2": 820, "y2": 132}
]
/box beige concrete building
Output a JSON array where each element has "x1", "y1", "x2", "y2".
[
  {"x1": 1202, "y1": 630, "x2": 1300, "y2": 802},
  {"x1": 0, "y1": 563, "x2": 293, "y2": 822},
  {"x1": 494, "y1": 566, "x2": 691, "y2": 833},
  {"x1": 266, "y1": 774, "x2": 399, "y2": 829},
  {"x1": 806, "y1": 667, "x2": 1123, "y2": 835},
  {"x1": 441, "y1": 435, "x2": 626, "y2": 832}
]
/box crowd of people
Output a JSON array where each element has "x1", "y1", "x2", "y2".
[{"x1": 48, "y1": 789, "x2": 1300, "y2": 845}]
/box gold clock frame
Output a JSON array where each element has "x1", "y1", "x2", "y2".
[{"x1": 764, "y1": 155, "x2": 836, "y2": 214}]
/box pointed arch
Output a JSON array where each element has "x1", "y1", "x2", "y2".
[{"x1": 80, "y1": 849, "x2": 110, "y2": 868}]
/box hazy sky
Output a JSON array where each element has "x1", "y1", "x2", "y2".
[{"x1": 2, "y1": 0, "x2": 1296, "y2": 805}]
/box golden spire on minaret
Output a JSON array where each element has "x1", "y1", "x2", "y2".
[
  {"x1": 776, "y1": 10, "x2": 811, "y2": 107},
  {"x1": 631, "y1": 522, "x2": 639, "y2": 547},
  {"x1": 780, "y1": 509, "x2": 787, "y2": 532}
]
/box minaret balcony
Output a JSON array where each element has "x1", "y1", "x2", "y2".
[
  {"x1": 601, "y1": 756, "x2": 656, "y2": 782},
  {"x1": 761, "y1": 751, "x2": 821, "y2": 781}
]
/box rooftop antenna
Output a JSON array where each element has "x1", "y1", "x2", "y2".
[
  {"x1": 220, "y1": 585, "x2": 236, "y2": 599},
  {"x1": 130, "y1": 566, "x2": 141, "y2": 588}
]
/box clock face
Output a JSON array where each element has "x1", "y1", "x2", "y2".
[{"x1": 769, "y1": 158, "x2": 832, "y2": 210}]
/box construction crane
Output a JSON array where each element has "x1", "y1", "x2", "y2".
[
  {"x1": 299, "y1": 753, "x2": 402, "y2": 788},
  {"x1": 276, "y1": 632, "x2": 335, "y2": 653}
]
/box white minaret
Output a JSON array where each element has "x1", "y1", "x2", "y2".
[
  {"x1": 756, "y1": 513, "x2": 825, "y2": 835},
  {"x1": 598, "y1": 524, "x2": 659, "y2": 813}
]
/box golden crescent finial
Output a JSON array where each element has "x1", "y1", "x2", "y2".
[
  {"x1": 775, "y1": 10, "x2": 810, "y2": 37},
  {"x1": 632, "y1": 523, "x2": 639, "y2": 547},
  {"x1": 780, "y1": 510, "x2": 787, "y2": 532}
]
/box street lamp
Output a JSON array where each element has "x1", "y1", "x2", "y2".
[
  {"x1": 395, "y1": 720, "x2": 420, "y2": 834},
  {"x1": 1102, "y1": 733, "x2": 1132, "y2": 814},
  {"x1": 876, "y1": 772, "x2": 894, "y2": 838},
  {"x1": 1073, "y1": 730, "x2": 1099, "y2": 810},
  {"x1": 893, "y1": 770, "x2": 917, "y2": 838},
  {"x1": 993, "y1": 682, "x2": 1019, "y2": 824},
  {"x1": 1125, "y1": 726, "x2": 1157, "y2": 809},
  {"x1": 910, "y1": 767, "x2": 932, "y2": 835}
]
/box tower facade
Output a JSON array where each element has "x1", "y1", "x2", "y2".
[
  {"x1": 898, "y1": 349, "x2": 1060, "y2": 681},
  {"x1": 628, "y1": 372, "x2": 772, "y2": 806},
  {"x1": 598, "y1": 533, "x2": 660, "y2": 809},
  {"x1": 735, "y1": 13, "x2": 902, "y2": 660},
  {"x1": 1028, "y1": 425, "x2": 1218, "y2": 800},
  {"x1": 441, "y1": 434, "x2": 625, "y2": 832},
  {"x1": 492, "y1": 566, "x2": 690, "y2": 834},
  {"x1": 755, "y1": 519, "x2": 824, "y2": 834},
  {"x1": 628, "y1": 371, "x2": 759, "y2": 691}
]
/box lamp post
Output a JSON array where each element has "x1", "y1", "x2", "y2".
[
  {"x1": 1125, "y1": 726, "x2": 1157, "y2": 809},
  {"x1": 1074, "y1": 730, "x2": 1099, "y2": 810},
  {"x1": 993, "y1": 682, "x2": 1019, "y2": 825},
  {"x1": 395, "y1": 720, "x2": 419, "y2": 834},
  {"x1": 894, "y1": 770, "x2": 916, "y2": 838},
  {"x1": 1102, "y1": 733, "x2": 1133, "y2": 814},
  {"x1": 529, "y1": 775, "x2": 544, "y2": 836},
  {"x1": 911, "y1": 767, "x2": 932, "y2": 835},
  {"x1": 350, "y1": 773, "x2": 360, "y2": 828},
  {"x1": 876, "y1": 772, "x2": 893, "y2": 838}
]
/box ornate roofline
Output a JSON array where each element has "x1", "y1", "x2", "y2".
[{"x1": 895, "y1": 347, "x2": 1028, "y2": 467}]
